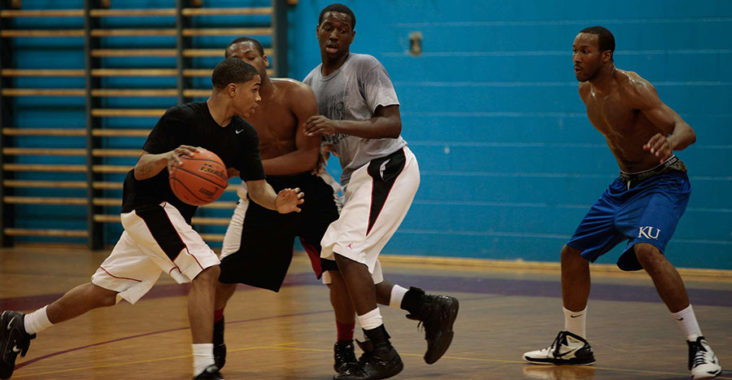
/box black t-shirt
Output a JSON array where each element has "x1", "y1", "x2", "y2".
[{"x1": 121, "y1": 102, "x2": 265, "y2": 222}]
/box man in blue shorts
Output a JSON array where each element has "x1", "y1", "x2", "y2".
[{"x1": 523, "y1": 26, "x2": 722, "y2": 380}]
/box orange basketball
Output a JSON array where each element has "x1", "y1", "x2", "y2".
[{"x1": 169, "y1": 148, "x2": 228, "y2": 206}]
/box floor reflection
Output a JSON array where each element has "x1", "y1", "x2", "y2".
[{"x1": 523, "y1": 364, "x2": 596, "y2": 380}]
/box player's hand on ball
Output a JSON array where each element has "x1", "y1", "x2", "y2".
[
  {"x1": 167, "y1": 145, "x2": 199, "y2": 171},
  {"x1": 643, "y1": 133, "x2": 672, "y2": 164},
  {"x1": 275, "y1": 187, "x2": 304, "y2": 214}
]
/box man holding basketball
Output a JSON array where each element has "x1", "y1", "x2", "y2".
[
  {"x1": 522, "y1": 26, "x2": 721, "y2": 380},
  {"x1": 0, "y1": 58, "x2": 302, "y2": 380}
]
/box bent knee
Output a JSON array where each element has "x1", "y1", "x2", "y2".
[
  {"x1": 91, "y1": 284, "x2": 118, "y2": 307},
  {"x1": 194, "y1": 265, "x2": 221, "y2": 283},
  {"x1": 634, "y1": 243, "x2": 665, "y2": 265}
]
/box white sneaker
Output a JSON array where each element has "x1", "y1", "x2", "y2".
[
  {"x1": 688, "y1": 336, "x2": 722, "y2": 379},
  {"x1": 523, "y1": 331, "x2": 595, "y2": 365}
]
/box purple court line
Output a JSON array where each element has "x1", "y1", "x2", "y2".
[
  {"x1": 11, "y1": 295, "x2": 503, "y2": 372},
  {"x1": 14, "y1": 309, "x2": 327, "y2": 370},
  {"x1": 4, "y1": 269, "x2": 730, "y2": 372},
  {"x1": 3, "y1": 271, "x2": 732, "y2": 311},
  {"x1": 383, "y1": 273, "x2": 732, "y2": 307}
]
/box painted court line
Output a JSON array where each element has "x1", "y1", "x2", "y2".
[
  {"x1": 4, "y1": 271, "x2": 732, "y2": 311},
  {"x1": 6, "y1": 272, "x2": 731, "y2": 376},
  {"x1": 15, "y1": 342, "x2": 707, "y2": 379},
  {"x1": 14, "y1": 309, "x2": 328, "y2": 371}
]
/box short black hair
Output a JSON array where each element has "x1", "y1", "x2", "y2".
[
  {"x1": 225, "y1": 37, "x2": 264, "y2": 57},
  {"x1": 318, "y1": 3, "x2": 355, "y2": 29},
  {"x1": 211, "y1": 58, "x2": 258, "y2": 89},
  {"x1": 580, "y1": 26, "x2": 615, "y2": 54}
]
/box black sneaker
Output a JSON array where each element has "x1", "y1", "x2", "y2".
[
  {"x1": 688, "y1": 336, "x2": 722, "y2": 379},
  {"x1": 193, "y1": 364, "x2": 223, "y2": 380},
  {"x1": 523, "y1": 330, "x2": 595, "y2": 365},
  {"x1": 334, "y1": 340, "x2": 357, "y2": 373},
  {"x1": 407, "y1": 293, "x2": 459, "y2": 364},
  {"x1": 0, "y1": 311, "x2": 35, "y2": 379},
  {"x1": 334, "y1": 339, "x2": 403, "y2": 380},
  {"x1": 213, "y1": 318, "x2": 226, "y2": 370}
]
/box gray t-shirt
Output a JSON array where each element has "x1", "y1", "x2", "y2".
[{"x1": 304, "y1": 53, "x2": 407, "y2": 185}]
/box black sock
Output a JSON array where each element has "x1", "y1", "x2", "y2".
[
  {"x1": 400, "y1": 286, "x2": 425, "y2": 315},
  {"x1": 213, "y1": 317, "x2": 225, "y2": 345},
  {"x1": 363, "y1": 325, "x2": 391, "y2": 345}
]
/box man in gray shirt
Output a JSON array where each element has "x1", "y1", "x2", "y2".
[{"x1": 304, "y1": 4, "x2": 459, "y2": 379}]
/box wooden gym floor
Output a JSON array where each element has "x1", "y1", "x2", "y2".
[{"x1": 1, "y1": 246, "x2": 731, "y2": 379}]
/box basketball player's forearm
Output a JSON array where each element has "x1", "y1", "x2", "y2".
[
  {"x1": 667, "y1": 121, "x2": 696, "y2": 151},
  {"x1": 246, "y1": 181, "x2": 278, "y2": 211},
  {"x1": 134, "y1": 153, "x2": 168, "y2": 180},
  {"x1": 262, "y1": 148, "x2": 319, "y2": 175},
  {"x1": 337, "y1": 118, "x2": 401, "y2": 139}
]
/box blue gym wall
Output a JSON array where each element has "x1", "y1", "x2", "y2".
[
  {"x1": 289, "y1": 0, "x2": 732, "y2": 270},
  {"x1": 5, "y1": 1, "x2": 731, "y2": 269}
]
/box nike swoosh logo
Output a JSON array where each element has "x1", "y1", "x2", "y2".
[
  {"x1": 676, "y1": 317, "x2": 684, "y2": 321},
  {"x1": 235, "y1": 129, "x2": 244, "y2": 134},
  {"x1": 11, "y1": 346, "x2": 20, "y2": 353},
  {"x1": 570, "y1": 314, "x2": 583, "y2": 318},
  {"x1": 555, "y1": 346, "x2": 581, "y2": 358},
  {"x1": 8, "y1": 317, "x2": 16, "y2": 330}
]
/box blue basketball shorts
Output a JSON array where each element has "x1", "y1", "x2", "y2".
[{"x1": 566, "y1": 170, "x2": 690, "y2": 271}]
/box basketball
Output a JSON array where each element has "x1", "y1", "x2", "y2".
[{"x1": 169, "y1": 148, "x2": 228, "y2": 206}]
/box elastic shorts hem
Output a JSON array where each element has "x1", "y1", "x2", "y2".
[
  {"x1": 617, "y1": 239, "x2": 666, "y2": 271},
  {"x1": 329, "y1": 242, "x2": 378, "y2": 274},
  {"x1": 91, "y1": 271, "x2": 155, "y2": 305},
  {"x1": 178, "y1": 252, "x2": 220, "y2": 282}
]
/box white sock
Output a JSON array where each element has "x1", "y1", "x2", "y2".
[
  {"x1": 24, "y1": 306, "x2": 53, "y2": 335},
  {"x1": 671, "y1": 304, "x2": 702, "y2": 341},
  {"x1": 192, "y1": 343, "x2": 214, "y2": 376},
  {"x1": 356, "y1": 308, "x2": 383, "y2": 330},
  {"x1": 563, "y1": 306, "x2": 587, "y2": 339},
  {"x1": 389, "y1": 285, "x2": 408, "y2": 309}
]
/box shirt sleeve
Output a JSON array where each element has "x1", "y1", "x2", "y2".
[
  {"x1": 360, "y1": 60, "x2": 399, "y2": 113},
  {"x1": 142, "y1": 107, "x2": 183, "y2": 154},
  {"x1": 235, "y1": 121, "x2": 266, "y2": 181}
]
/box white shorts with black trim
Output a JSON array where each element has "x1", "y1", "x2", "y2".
[
  {"x1": 91, "y1": 202, "x2": 219, "y2": 304},
  {"x1": 321, "y1": 147, "x2": 419, "y2": 284}
]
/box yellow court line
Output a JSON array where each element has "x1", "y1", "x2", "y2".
[
  {"x1": 377, "y1": 254, "x2": 732, "y2": 282},
  {"x1": 13, "y1": 353, "x2": 193, "y2": 378},
  {"x1": 15, "y1": 343, "x2": 698, "y2": 379}
]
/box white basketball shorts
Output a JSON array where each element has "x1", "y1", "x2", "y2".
[
  {"x1": 321, "y1": 147, "x2": 419, "y2": 283},
  {"x1": 92, "y1": 202, "x2": 219, "y2": 304}
]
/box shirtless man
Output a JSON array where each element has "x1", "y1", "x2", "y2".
[
  {"x1": 212, "y1": 37, "x2": 352, "y2": 371},
  {"x1": 523, "y1": 26, "x2": 722, "y2": 380},
  {"x1": 218, "y1": 35, "x2": 457, "y2": 376}
]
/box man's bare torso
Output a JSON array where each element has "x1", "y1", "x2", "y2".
[
  {"x1": 580, "y1": 69, "x2": 667, "y2": 173},
  {"x1": 246, "y1": 78, "x2": 302, "y2": 160}
]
